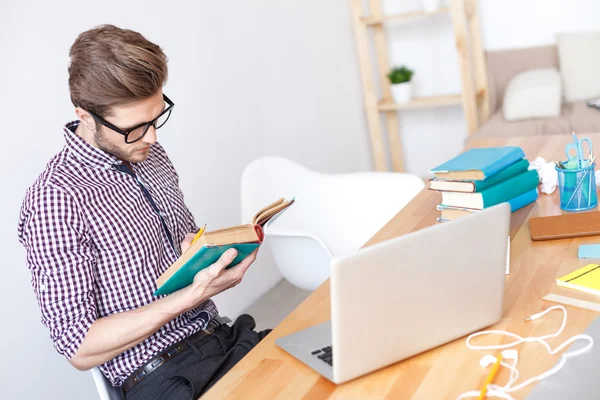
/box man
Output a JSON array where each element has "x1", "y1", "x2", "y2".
[{"x1": 17, "y1": 24, "x2": 269, "y2": 399}]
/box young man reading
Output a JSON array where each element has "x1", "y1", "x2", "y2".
[{"x1": 18, "y1": 25, "x2": 269, "y2": 400}]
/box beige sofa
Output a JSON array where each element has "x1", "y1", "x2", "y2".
[{"x1": 468, "y1": 45, "x2": 600, "y2": 142}]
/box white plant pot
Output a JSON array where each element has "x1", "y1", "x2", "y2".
[
  {"x1": 421, "y1": 0, "x2": 441, "y2": 12},
  {"x1": 391, "y1": 82, "x2": 412, "y2": 104}
]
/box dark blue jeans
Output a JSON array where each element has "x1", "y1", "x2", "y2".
[{"x1": 123, "y1": 314, "x2": 270, "y2": 400}]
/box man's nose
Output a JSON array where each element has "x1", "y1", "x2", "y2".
[{"x1": 142, "y1": 125, "x2": 157, "y2": 145}]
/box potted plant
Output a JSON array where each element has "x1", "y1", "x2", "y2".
[{"x1": 387, "y1": 66, "x2": 414, "y2": 104}]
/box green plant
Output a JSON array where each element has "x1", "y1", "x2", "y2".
[{"x1": 387, "y1": 66, "x2": 414, "y2": 84}]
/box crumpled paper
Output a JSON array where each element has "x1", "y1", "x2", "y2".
[
  {"x1": 528, "y1": 157, "x2": 558, "y2": 194},
  {"x1": 528, "y1": 156, "x2": 600, "y2": 194}
]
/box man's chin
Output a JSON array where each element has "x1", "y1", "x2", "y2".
[{"x1": 128, "y1": 148, "x2": 151, "y2": 163}]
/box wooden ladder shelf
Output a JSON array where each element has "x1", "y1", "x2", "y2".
[{"x1": 349, "y1": 0, "x2": 490, "y2": 172}]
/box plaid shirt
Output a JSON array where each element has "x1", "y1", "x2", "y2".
[{"x1": 17, "y1": 121, "x2": 218, "y2": 386}]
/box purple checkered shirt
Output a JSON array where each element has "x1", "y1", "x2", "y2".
[{"x1": 17, "y1": 121, "x2": 218, "y2": 386}]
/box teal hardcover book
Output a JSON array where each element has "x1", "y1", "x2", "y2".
[
  {"x1": 153, "y1": 243, "x2": 260, "y2": 296},
  {"x1": 154, "y1": 197, "x2": 295, "y2": 296},
  {"x1": 438, "y1": 187, "x2": 538, "y2": 218},
  {"x1": 429, "y1": 159, "x2": 530, "y2": 193},
  {"x1": 430, "y1": 147, "x2": 526, "y2": 181},
  {"x1": 440, "y1": 170, "x2": 539, "y2": 210}
]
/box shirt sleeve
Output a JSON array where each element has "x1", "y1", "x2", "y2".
[{"x1": 17, "y1": 184, "x2": 97, "y2": 359}]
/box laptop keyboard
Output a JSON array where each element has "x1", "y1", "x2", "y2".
[{"x1": 311, "y1": 345, "x2": 333, "y2": 366}]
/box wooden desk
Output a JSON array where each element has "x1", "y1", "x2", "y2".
[{"x1": 203, "y1": 134, "x2": 600, "y2": 400}]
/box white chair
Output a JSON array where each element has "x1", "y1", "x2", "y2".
[
  {"x1": 91, "y1": 367, "x2": 122, "y2": 400},
  {"x1": 241, "y1": 156, "x2": 425, "y2": 291}
]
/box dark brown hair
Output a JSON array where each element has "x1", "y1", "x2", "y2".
[{"x1": 68, "y1": 24, "x2": 168, "y2": 117}]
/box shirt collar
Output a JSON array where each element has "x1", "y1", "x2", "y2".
[{"x1": 63, "y1": 121, "x2": 122, "y2": 169}]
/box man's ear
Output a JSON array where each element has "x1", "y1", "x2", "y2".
[{"x1": 75, "y1": 107, "x2": 96, "y2": 132}]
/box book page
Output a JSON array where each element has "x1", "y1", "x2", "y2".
[
  {"x1": 251, "y1": 198, "x2": 284, "y2": 225},
  {"x1": 254, "y1": 200, "x2": 294, "y2": 227}
]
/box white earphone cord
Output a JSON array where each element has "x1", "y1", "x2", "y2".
[{"x1": 456, "y1": 306, "x2": 594, "y2": 400}]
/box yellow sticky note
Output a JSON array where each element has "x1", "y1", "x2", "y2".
[{"x1": 556, "y1": 264, "x2": 600, "y2": 296}]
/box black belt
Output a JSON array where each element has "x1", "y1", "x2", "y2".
[{"x1": 121, "y1": 316, "x2": 231, "y2": 395}]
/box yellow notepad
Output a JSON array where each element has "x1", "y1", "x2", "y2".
[{"x1": 556, "y1": 264, "x2": 600, "y2": 296}]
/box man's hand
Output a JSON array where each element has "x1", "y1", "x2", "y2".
[
  {"x1": 180, "y1": 247, "x2": 258, "y2": 312},
  {"x1": 68, "y1": 242, "x2": 257, "y2": 371},
  {"x1": 180, "y1": 232, "x2": 196, "y2": 253}
]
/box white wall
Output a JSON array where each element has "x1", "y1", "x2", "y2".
[
  {"x1": 0, "y1": 1, "x2": 369, "y2": 399},
  {"x1": 1, "y1": 0, "x2": 598, "y2": 399},
  {"x1": 380, "y1": 0, "x2": 600, "y2": 175}
]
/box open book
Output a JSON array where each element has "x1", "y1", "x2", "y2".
[{"x1": 154, "y1": 197, "x2": 295, "y2": 296}]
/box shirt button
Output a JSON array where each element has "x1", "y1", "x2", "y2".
[{"x1": 39, "y1": 284, "x2": 47, "y2": 291}]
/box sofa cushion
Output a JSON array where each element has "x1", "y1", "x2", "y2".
[
  {"x1": 486, "y1": 45, "x2": 558, "y2": 114},
  {"x1": 557, "y1": 32, "x2": 600, "y2": 102},
  {"x1": 503, "y1": 68, "x2": 562, "y2": 121}
]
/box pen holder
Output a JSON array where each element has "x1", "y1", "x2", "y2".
[{"x1": 556, "y1": 162, "x2": 598, "y2": 212}]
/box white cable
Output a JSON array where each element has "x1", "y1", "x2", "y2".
[
  {"x1": 456, "y1": 306, "x2": 594, "y2": 399},
  {"x1": 500, "y1": 359, "x2": 519, "y2": 389}
]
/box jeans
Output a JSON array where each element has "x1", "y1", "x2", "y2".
[{"x1": 123, "y1": 314, "x2": 270, "y2": 400}]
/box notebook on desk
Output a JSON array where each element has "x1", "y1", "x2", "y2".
[
  {"x1": 556, "y1": 264, "x2": 600, "y2": 296},
  {"x1": 529, "y1": 211, "x2": 600, "y2": 241},
  {"x1": 543, "y1": 261, "x2": 600, "y2": 312}
]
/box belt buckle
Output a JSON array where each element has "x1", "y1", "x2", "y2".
[
  {"x1": 202, "y1": 322, "x2": 216, "y2": 334},
  {"x1": 202, "y1": 316, "x2": 230, "y2": 334}
]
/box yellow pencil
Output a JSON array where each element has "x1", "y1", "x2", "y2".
[
  {"x1": 478, "y1": 354, "x2": 503, "y2": 400},
  {"x1": 191, "y1": 223, "x2": 207, "y2": 245}
]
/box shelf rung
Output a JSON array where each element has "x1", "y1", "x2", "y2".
[
  {"x1": 362, "y1": 7, "x2": 449, "y2": 26},
  {"x1": 378, "y1": 94, "x2": 463, "y2": 111}
]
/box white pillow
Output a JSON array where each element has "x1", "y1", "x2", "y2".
[
  {"x1": 557, "y1": 32, "x2": 600, "y2": 102},
  {"x1": 502, "y1": 68, "x2": 562, "y2": 121}
]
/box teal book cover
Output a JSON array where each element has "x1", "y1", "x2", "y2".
[
  {"x1": 153, "y1": 197, "x2": 295, "y2": 297},
  {"x1": 479, "y1": 170, "x2": 539, "y2": 208},
  {"x1": 430, "y1": 147, "x2": 526, "y2": 180},
  {"x1": 472, "y1": 159, "x2": 530, "y2": 191},
  {"x1": 438, "y1": 187, "x2": 538, "y2": 213},
  {"x1": 153, "y1": 243, "x2": 260, "y2": 296},
  {"x1": 440, "y1": 170, "x2": 539, "y2": 209}
]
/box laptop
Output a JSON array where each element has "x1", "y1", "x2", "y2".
[{"x1": 275, "y1": 203, "x2": 510, "y2": 384}]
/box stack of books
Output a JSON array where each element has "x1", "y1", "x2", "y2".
[{"x1": 429, "y1": 147, "x2": 540, "y2": 222}]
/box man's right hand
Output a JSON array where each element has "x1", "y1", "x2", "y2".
[
  {"x1": 69, "y1": 248, "x2": 257, "y2": 371},
  {"x1": 180, "y1": 248, "x2": 258, "y2": 312}
]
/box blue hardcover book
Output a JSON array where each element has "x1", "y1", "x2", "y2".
[
  {"x1": 506, "y1": 187, "x2": 538, "y2": 212},
  {"x1": 430, "y1": 147, "x2": 526, "y2": 181}
]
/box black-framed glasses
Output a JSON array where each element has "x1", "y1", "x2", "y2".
[{"x1": 85, "y1": 94, "x2": 174, "y2": 144}]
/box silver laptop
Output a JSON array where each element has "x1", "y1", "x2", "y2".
[{"x1": 275, "y1": 203, "x2": 510, "y2": 384}]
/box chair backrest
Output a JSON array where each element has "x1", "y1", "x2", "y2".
[
  {"x1": 91, "y1": 367, "x2": 122, "y2": 400},
  {"x1": 268, "y1": 233, "x2": 334, "y2": 291},
  {"x1": 242, "y1": 157, "x2": 425, "y2": 254},
  {"x1": 241, "y1": 157, "x2": 425, "y2": 290}
]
